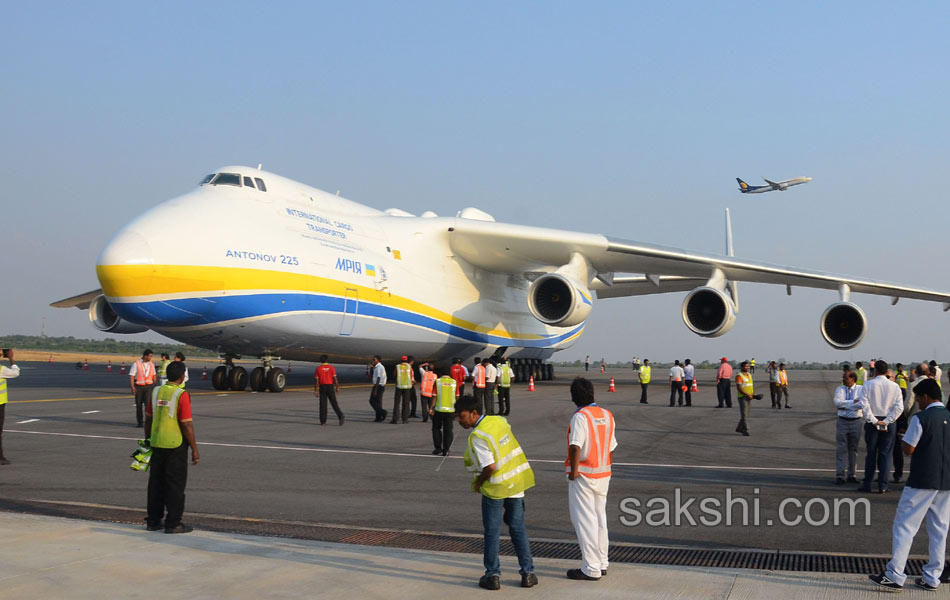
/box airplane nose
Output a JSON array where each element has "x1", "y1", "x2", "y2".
[{"x1": 96, "y1": 226, "x2": 155, "y2": 298}]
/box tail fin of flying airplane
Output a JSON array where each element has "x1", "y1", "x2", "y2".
[{"x1": 736, "y1": 178, "x2": 750, "y2": 191}]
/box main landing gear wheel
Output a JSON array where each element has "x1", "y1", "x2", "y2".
[
  {"x1": 267, "y1": 367, "x2": 286, "y2": 393},
  {"x1": 250, "y1": 367, "x2": 268, "y2": 392},
  {"x1": 211, "y1": 366, "x2": 229, "y2": 390},
  {"x1": 229, "y1": 366, "x2": 248, "y2": 391}
]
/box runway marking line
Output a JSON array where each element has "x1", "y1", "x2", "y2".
[
  {"x1": 82, "y1": 410, "x2": 100, "y2": 414},
  {"x1": 16, "y1": 419, "x2": 39, "y2": 424},
  {"x1": 8, "y1": 383, "x2": 372, "y2": 405},
  {"x1": 5, "y1": 429, "x2": 835, "y2": 473}
]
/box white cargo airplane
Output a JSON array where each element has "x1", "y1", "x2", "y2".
[
  {"x1": 53, "y1": 166, "x2": 949, "y2": 392},
  {"x1": 737, "y1": 176, "x2": 812, "y2": 193}
]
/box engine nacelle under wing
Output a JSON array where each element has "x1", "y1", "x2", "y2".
[
  {"x1": 527, "y1": 273, "x2": 593, "y2": 328},
  {"x1": 820, "y1": 302, "x2": 867, "y2": 350},
  {"x1": 681, "y1": 286, "x2": 737, "y2": 338},
  {"x1": 89, "y1": 295, "x2": 149, "y2": 334}
]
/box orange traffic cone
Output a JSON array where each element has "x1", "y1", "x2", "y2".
[
  {"x1": 600, "y1": 364, "x2": 605, "y2": 374},
  {"x1": 106, "y1": 360, "x2": 112, "y2": 373},
  {"x1": 48, "y1": 354, "x2": 53, "y2": 363},
  {"x1": 120, "y1": 362, "x2": 126, "y2": 374},
  {"x1": 690, "y1": 380, "x2": 699, "y2": 393},
  {"x1": 608, "y1": 377, "x2": 616, "y2": 392},
  {"x1": 201, "y1": 366, "x2": 208, "y2": 380},
  {"x1": 83, "y1": 359, "x2": 89, "y2": 371},
  {"x1": 527, "y1": 376, "x2": 535, "y2": 391}
]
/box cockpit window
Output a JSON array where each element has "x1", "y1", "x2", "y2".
[
  {"x1": 211, "y1": 173, "x2": 242, "y2": 187},
  {"x1": 254, "y1": 177, "x2": 267, "y2": 192},
  {"x1": 199, "y1": 174, "x2": 215, "y2": 185},
  {"x1": 243, "y1": 176, "x2": 256, "y2": 188}
]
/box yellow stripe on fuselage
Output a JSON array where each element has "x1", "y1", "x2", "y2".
[{"x1": 96, "y1": 264, "x2": 552, "y2": 341}]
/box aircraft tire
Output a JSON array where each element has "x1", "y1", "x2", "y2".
[
  {"x1": 211, "y1": 366, "x2": 229, "y2": 390},
  {"x1": 545, "y1": 364, "x2": 554, "y2": 380},
  {"x1": 267, "y1": 367, "x2": 286, "y2": 393},
  {"x1": 229, "y1": 366, "x2": 248, "y2": 391},
  {"x1": 250, "y1": 367, "x2": 267, "y2": 392}
]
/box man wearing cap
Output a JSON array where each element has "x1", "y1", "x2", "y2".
[
  {"x1": 314, "y1": 355, "x2": 343, "y2": 426},
  {"x1": 669, "y1": 360, "x2": 685, "y2": 407},
  {"x1": 716, "y1": 358, "x2": 733, "y2": 409},
  {"x1": 456, "y1": 395, "x2": 538, "y2": 590},
  {"x1": 129, "y1": 349, "x2": 156, "y2": 428},
  {"x1": 392, "y1": 355, "x2": 413, "y2": 424}
]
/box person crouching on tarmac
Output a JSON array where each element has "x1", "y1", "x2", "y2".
[
  {"x1": 565, "y1": 377, "x2": 617, "y2": 581},
  {"x1": 144, "y1": 360, "x2": 199, "y2": 534},
  {"x1": 456, "y1": 395, "x2": 538, "y2": 590},
  {"x1": 430, "y1": 370, "x2": 456, "y2": 455}
]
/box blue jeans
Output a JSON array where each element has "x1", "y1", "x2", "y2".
[
  {"x1": 481, "y1": 495, "x2": 534, "y2": 577},
  {"x1": 864, "y1": 422, "x2": 896, "y2": 491}
]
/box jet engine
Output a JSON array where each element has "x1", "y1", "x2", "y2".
[
  {"x1": 88, "y1": 295, "x2": 148, "y2": 334},
  {"x1": 820, "y1": 302, "x2": 867, "y2": 350},
  {"x1": 528, "y1": 273, "x2": 593, "y2": 328},
  {"x1": 681, "y1": 286, "x2": 737, "y2": 337}
]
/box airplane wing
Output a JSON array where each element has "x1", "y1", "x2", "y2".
[
  {"x1": 592, "y1": 276, "x2": 708, "y2": 299},
  {"x1": 447, "y1": 219, "x2": 950, "y2": 305},
  {"x1": 763, "y1": 177, "x2": 780, "y2": 188},
  {"x1": 50, "y1": 289, "x2": 103, "y2": 309}
]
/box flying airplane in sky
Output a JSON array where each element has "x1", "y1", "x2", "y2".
[
  {"x1": 737, "y1": 176, "x2": 812, "y2": 193},
  {"x1": 53, "y1": 166, "x2": 949, "y2": 393}
]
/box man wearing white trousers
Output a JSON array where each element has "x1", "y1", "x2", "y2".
[
  {"x1": 869, "y1": 378, "x2": 950, "y2": 591},
  {"x1": 565, "y1": 377, "x2": 617, "y2": 581}
]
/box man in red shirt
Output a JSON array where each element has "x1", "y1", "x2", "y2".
[
  {"x1": 716, "y1": 357, "x2": 733, "y2": 409},
  {"x1": 144, "y1": 361, "x2": 199, "y2": 534},
  {"x1": 315, "y1": 355, "x2": 344, "y2": 426},
  {"x1": 450, "y1": 358, "x2": 466, "y2": 397}
]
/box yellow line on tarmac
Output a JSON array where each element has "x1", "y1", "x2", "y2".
[{"x1": 9, "y1": 382, "x2": 372, "y2": 404}]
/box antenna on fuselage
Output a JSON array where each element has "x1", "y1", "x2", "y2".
[{"x1": 257, "y1": 163, "x2": 263, "y2": 170}]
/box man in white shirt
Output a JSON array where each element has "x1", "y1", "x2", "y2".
[
  {"x1": 833, "y1": 370, "x2": 863, "y2": 484},
  {"x1": 669, "y1": 360, "x2": 685, "y2": 407},
  {"x1": 0, "y1": 348, "x2": 21, "y2": 465},
  {"x1": 682, "y1": 359, "x2": 695, "y2": 407},
  {"x1": 565, "y1": 378, "x2": 617, "y2": 581},
  {"x1": 485, "y1": 359, "x2": 498, "y2": 414},
  {"x1": 858, "y1": 360, "x2": 905, "y2": 494},
  {"x1": 368, "y1": 355, "x2": 388, "y2": 422}
]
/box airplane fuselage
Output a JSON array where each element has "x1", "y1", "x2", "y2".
[{"x1": 96, "y1": 167, "x2": 583, "y2": 364}]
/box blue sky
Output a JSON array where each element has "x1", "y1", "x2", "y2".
[{"x1": 2, "y1": 2, "x2": 948, "y2": 363}]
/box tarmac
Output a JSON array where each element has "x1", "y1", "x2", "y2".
[
  {"x1": 0, "y1": 361, "x2": 945, "y2": 597},
  {"x1": 0, "y1": 510, "x2": 934, "y2": 599}
]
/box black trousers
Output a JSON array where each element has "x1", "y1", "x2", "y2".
[
  {"x1": 318, "y1": 384, "x2": 343, "y2": 424},
  {"x1": 147, "y1": 443, "x2": 188, "y2": 529},
  {"x1": 134, "y1": 385, "x2": 154, "y2": 426},
  {"x1": 684, "y1": 380, "x2": 693, "y2": 406},
  {"x1": 497, "y1": 386, "x2": 511, "y2": 416},
  {"x1": 0, "y1": 403, "x2": 5, "y2": 458},
  {"x1": 409, "y1": 385, "x2": 418, "y2": 416},
  {"x1": 475, "y1": 387, "x2": 493, "y2": 415},
  {"x1": 420, "y1": 395, "x2": 432, "y2": 422},
  {"x1": 393, "y1": 388, "x2": 411, "y2": 422},
  {"x1": 640, "y1": 383, "x2": 648, "y2": 403},
  {"x1": 893, "y1": 412, "x2": 909, "y2": 479},
  {"x1": 369, "y1": 384, "x2": 386, "y2": 420},
  {"x1": 716, "y1": 380, "x2": 732, "y2": 408},
  {"x1": 431, "y1": 411, "x2": 454, "y2": 453},
  {"x1": 670, "y1": 382, "x2": 684, "y2": 406}
]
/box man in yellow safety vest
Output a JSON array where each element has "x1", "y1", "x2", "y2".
[
  {"x1": 0, "y1": 348, "x2": 21, "y2": 465},
  {"x1": 638, "y1": 359, "x2": 651, "y2": 404},
  {"x1": 429, "y1": 371, "x2": 456, "y2": 455},
  {"x1": 392, "y1": 355, "x2": 413, "y2": 424},
  {"x1": 735, "y1": 361, "x2": 760, "y2": 436},
  {"x1": 497, "y1": 360, "x2": 514, "y2": 416},
  {"x1": 457, "y1": 395, "x2": 538, "y2": 590}
]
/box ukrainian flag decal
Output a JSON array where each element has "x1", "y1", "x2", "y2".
[{"x1": 365, "y1": 264, "x2": 376, "y2": 276}]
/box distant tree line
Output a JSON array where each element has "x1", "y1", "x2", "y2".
[{"x1": 0, "y1": 334, "x2": 210, "y2": 357}]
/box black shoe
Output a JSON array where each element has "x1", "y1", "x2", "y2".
[
  {"x1": 846, "y1": 476, "x2": 859, "y2": 483},
  {"x1": 914, "y1": 577, "x2": 938, "y2": 591},
  {"x1": 432, "y1": 449, "x2": 442, "y2": 455},
  {"x1": 940, "y1": 563, "x2": 950, "y2": 583},
  {"x1": 478, "y1": 575, "x2": 500, "y2": 590},
  {"x1": 409, "y1": 413, "x2": 418, "y2": 419},
  {"x1": 893, "y1": 475, "x2": 902, "y2": 483},
  {"x1": 835, "y1": 477, "x2": 845, "y2": 485},
  {"x1": 382, "y1": 410, "x2": 388, "y2": 421},
  {"x1": 146, "y1": 523, "x2": 163, "y2": 531},
  {"x1": 785, "y1": 405, "x2": 792, "y2": 409},
  {"x1": 339, "y1": 415, "x2": 345, "y2": 426},
  {"x1": 441, "y1": 450, "x2": 448, "y2": 456},
  {"x1": 521, "y1": 572, "x2": 538, "y2": 588},
  {"x1": 869, "y1": 573, "x2": 902, "y2": 591},
  {"x1": 390, "y1": 420, "x2": 398, "y2": 424},
  {"x1": 878, "y1": 489, "x2": 888, "y2": 494},
  {"x1": 566, "y1": 568, "x2": 600, "y2": 581},
  {"x1": 716, "y1": 404, "x2": 723, "y2": 408},
  {"x1": 320, "y1": 422, "x2": 327, "y2": 426},
  {"x1": 741, "y1": 431, "x2": 750, "y2": 436},
  {"x1": 601, "y1": 570, "x2": 607, "y2": 576},
  {"x1": 640, "y1": 400, "x2": 648, "y2": 404},
  {"x1": 0, "y1": 457, "x2": 10, "y2": 466},
  {"x1": 164, "y1": 523, "x2": 193, "y2": 534}
]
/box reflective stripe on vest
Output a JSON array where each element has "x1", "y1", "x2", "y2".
[
  {"x1": 475, "y1": 365, "x2": 486, "y2": 388},
  {"x1": 135, "y1": 360, "x2": 155, "y2": 385},
  {"x1": 0, "y1": 377, "x2": 6, "y2": 405},
  {"x1": 498, "y1": 365, "x2": 512, "y2": 388},
  {"x1": 435, "y1": 377, "x2": 457, "y2": 412},
  {"x1": 464, "y1": 416, "x2": 535, "y2": 499},
  {"x1": 565, "y1": 405, "x2": 614, "y2": 478},
  {"x1": 639, "y1": 366, "x2": 651, "y2": 383},
  {"x1": 396, "y1": 363, "x2": 412, "y2": 389},
  {"x1": 737, "y1": 372, "x2": 754, "y2": 396},
  {"x1": 421, "y1": 371, "x2": 437, "y2": 396},
  {"x1": 150, "y1": 384, "x2": 185, "y2": 448}
]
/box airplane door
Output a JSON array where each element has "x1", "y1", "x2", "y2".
[{"x1": 340, "y1": 288, "x2": 358, "y2": 336}]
